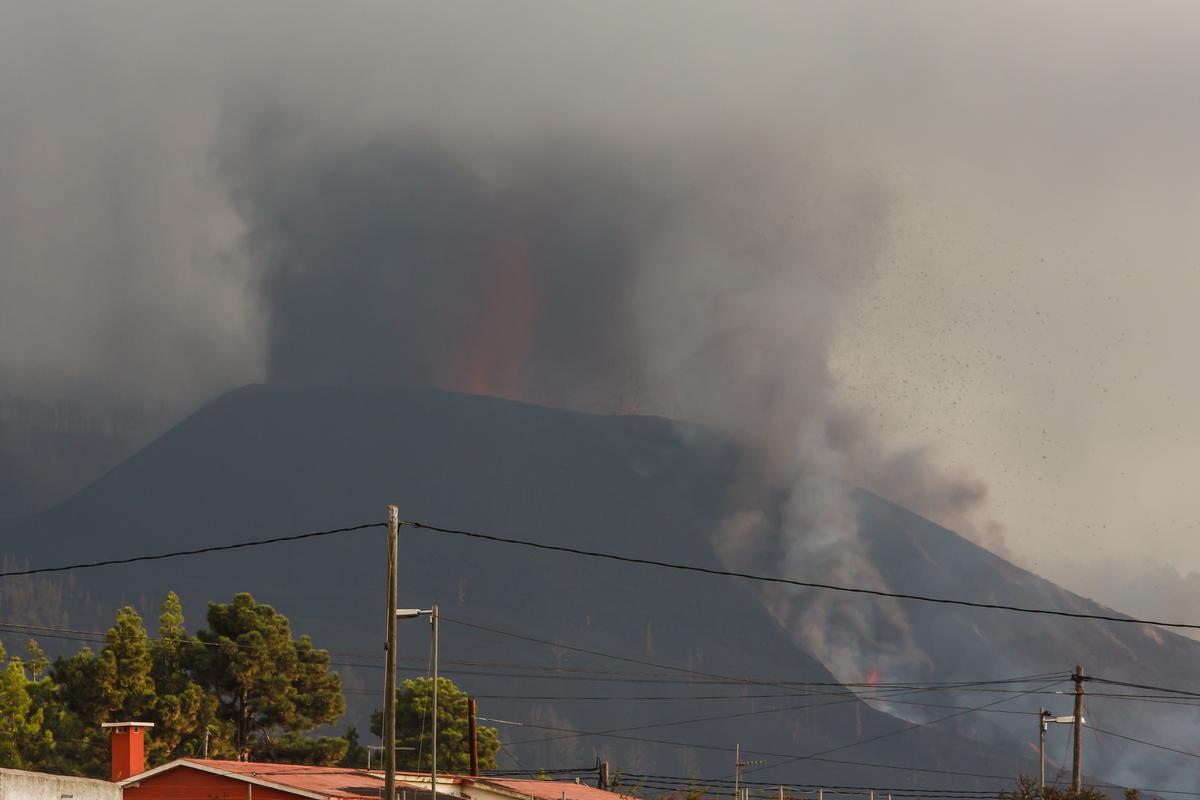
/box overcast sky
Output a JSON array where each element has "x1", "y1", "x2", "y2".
[{"x1": 2, "y1": 1, "x2": 1199, "y2": 619}]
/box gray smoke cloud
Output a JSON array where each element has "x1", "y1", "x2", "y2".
[
  {"x1": 217, "y1": 109, "x2": 975, "y2": 684},
  {"x1": 8, "y1": 0, "x2": 1200, "y2": 704},
  {"x1": 219, "y1": 120, "x2": 650, "y2": 409}
]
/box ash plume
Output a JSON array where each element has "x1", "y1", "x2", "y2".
[{"x1": 219, "y1": 115, "x2": 987, "y2": 685}]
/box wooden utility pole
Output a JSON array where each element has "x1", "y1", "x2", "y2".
[
  {"x1": 734, "y1": 745, "x2": 744, "y2": 800},
  {"x1": 431, "y1": 605, "x2": 440, "y2": 798},
  {"x1": 1071, "y1": 665, "x2": 1085, "y2": 795},
  {"x1": 1038, "y1": 707, "x2": 1048, "y2": 791},
  {"x1": 384, "y1": 506, "x2": 400, "y2": 800},
  {"x1": 468, "y1": 697, "x2": 479, "y2": 777}
]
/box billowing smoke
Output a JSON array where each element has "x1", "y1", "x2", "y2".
[
  {"x1": 220, "y1": 124, "x2": 651, "y2": 410},
  {"x1": 219, "y1": 114, "x2": 981, "y2": 684}
]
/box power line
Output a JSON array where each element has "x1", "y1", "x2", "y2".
[
  {"x1": 481, "y1": 716, "x2": 1200, "y2": 797},
  {"x1": 0, "y1": 622, "x2": 1067, "y2": 698},
  {"x1": 439, "y1": 614, "x2": 1066, "y2": 696},
  {"x1": 504, "y1": 686, "x2": 964, "y2": 748},
  {"x1": 736, "y1": 680, "x2": 1065, "y2": 780},
  {"x1": 7, "y1": 512, "x2": 1194, "y2": 631},
  {"x1": 630, "y1": 785, "x2": 993, "y2": 800},
  {"x1": 405, "y1": 519, "x2": 1200, "y2": 631},
  {"x1": 0, "y1": 522, "x2": 385, "y2": 578},
  {"x1": 627, "y1": 779, "x2": 1000, "y2": 798},
  {"x1": 1090, "y1": 725, "x2": 1200, "y2": 761},
  {"x1": 1090, "y1": 675, "x2": 1200, "y2": 699},
  {"x1": 621, "y1": 773, "x2": 1003, "y2": 796}
]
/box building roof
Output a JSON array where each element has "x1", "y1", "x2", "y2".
[
  {"x1": 124, "y1": 759, "x2": 432, "y2": 800},
  {"x1": 121, "y1": 760, "x2": 629, "y2": 800},
  {"x1": 472, "y1": 778, "x2": 628, "y2": 800}
]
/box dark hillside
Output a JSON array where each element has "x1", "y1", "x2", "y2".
[{"x1": 2, "y1": 384, "x2": 1194, "y2": 790}]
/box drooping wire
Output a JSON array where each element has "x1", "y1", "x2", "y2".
[
  {"x1": 0, "y1": 522, "x2": 386, "y2": 578},
  {"x1": 405, "y1": 519, "x2": 1200, "y2": 631}
]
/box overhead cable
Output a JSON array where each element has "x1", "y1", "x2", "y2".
[{"x1": 405, "y1": 519, "x2": 1200, "y2": 631}]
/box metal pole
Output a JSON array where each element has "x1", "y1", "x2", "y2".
[
  {"x1": 431, "y1": 605, "x2": 439, "y2": 798},
  {"x1": 1071, "y1": 665, "x2": 1084, "y2": 795},
  {"x1": 385, "y1": 507, "x2": 399, "y2": 800},
  {"x1": 1038, "y1": 707, "x2": 1046, "y2": 791}
]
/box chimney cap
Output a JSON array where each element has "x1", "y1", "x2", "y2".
[{"x1": 101, "y1": 722, "x2": 155, "y2": 729}]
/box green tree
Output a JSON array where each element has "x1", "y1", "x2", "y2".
[
  {"x1": 252, "y1": 733, "x2": 350, "y2": 765},
  {"x1": 102, "y1": 607, "x2": 156, "y2": 719},
  {"x1": 53, "y1": 607, "x2": 155, "y2": 724},
  {"x1": 998, "y1": 776, "x2": 1112, "y2": 800},
  {"x1": 47, "y1": 607, "x2": 158, "y2": 776},
  {"x1": 0, "y1": 642, "x2": 49, "y2": 768},
  {"x1": 371, "y1": 677, "x2": 500, "y2": 772},
  {"x1": 193, "y1": 593, "x2": 345, "y2": 759},
  {"x1": 5, "y1": 592, "x2": 350, "y2": 773},
  {"x1": 340, "y1": 726, "x2": 368, "y2": 768},
  {"x1": 149, "y1": 592, "x2": 226, "y2": 761}
]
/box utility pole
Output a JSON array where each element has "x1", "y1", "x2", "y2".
[
  {"x1": 1038, "y1": 707, "x2": 1049, "y2": 791},
  {"x1": 384, "y1": 506, "x2": 400, "y2": 800},
  {"x1": 468, "y1": 697, "x2": 479, "y2": 777},
  {"x1": 1071, "y1": 665, "x2": 1085, "y2": 795},
  {"x1": 733, "y1": 744, "x2": 739, "y2": 800},
  {"x1": 431, "y1": 605, "x2": 440, "y2": 798}
]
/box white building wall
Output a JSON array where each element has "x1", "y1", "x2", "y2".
[{"x1": 0, "y1": 768, "x2": 121, "y2": 800}]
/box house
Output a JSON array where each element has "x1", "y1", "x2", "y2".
[
  {"x1": 120, "y1": 763, "x2": 625, "y2": 800},
  {"x1": 105, "y1": 725, "x2": 629, "y2": 800}
]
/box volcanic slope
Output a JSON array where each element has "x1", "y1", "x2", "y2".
[{"x1": 2, "y1": 384, "x2": 1197, "y2": 790}]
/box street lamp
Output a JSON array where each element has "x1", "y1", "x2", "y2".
[
  {"x1": 396, "y1": 606, "x2": 439, "y2": 799},
  {"x1": 1038, "y1": 707, "x2": 1085, "y2": 790}
]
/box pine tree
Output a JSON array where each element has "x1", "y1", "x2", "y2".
[
  {"x1": 0, "y1": 642, "x2": 48, "y2": 768},
  {"x1": 371, "y1": 677, "x2": 501, "y2": 772},
  {"x1": 194, "y1": 593, "x2": 345, "y2": 759},
  {"x1": 48, "y1": 607, "x2": 158, "y2": 776},
  {"x1": 149, "y1": 592, "x2": 224, "y2": 761},
  {"x1": 102, "y1": 607, "x2": 156, "y2": 720}
]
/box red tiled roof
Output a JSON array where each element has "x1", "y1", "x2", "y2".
[
  {"x1": 178, "y1": 760, "x2": 432, "y2": 800},
  {"x1": 137, "y1": 761, "x2": 628, "y2": 800},
  {"x1": 474, "y1": 779, "x2": 632, "y2": 800}
]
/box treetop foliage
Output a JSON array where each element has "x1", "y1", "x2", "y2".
[{"x1": 0, "y1": 592, "x2": 345, "y2": 775}]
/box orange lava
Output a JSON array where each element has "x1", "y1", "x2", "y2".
[{"x1": 446, "y1": 200, "x2": 539, "y2": 400}]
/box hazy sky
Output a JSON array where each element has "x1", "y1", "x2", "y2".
[{"x1": 2, "y1": 1, "x2": 1199, "y2": 620}]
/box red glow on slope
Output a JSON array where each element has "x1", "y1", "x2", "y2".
[{"x1": 864, "y1": 668, "x2": 880, "y2": 687}]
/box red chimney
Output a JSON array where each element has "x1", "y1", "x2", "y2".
[{"x1": 102, "y1": 722, "x2": 154, "y2": 781}]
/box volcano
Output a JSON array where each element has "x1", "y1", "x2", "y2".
[{"x1": 2, "y1": 384, "x2": 1197, "y2": 792}]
